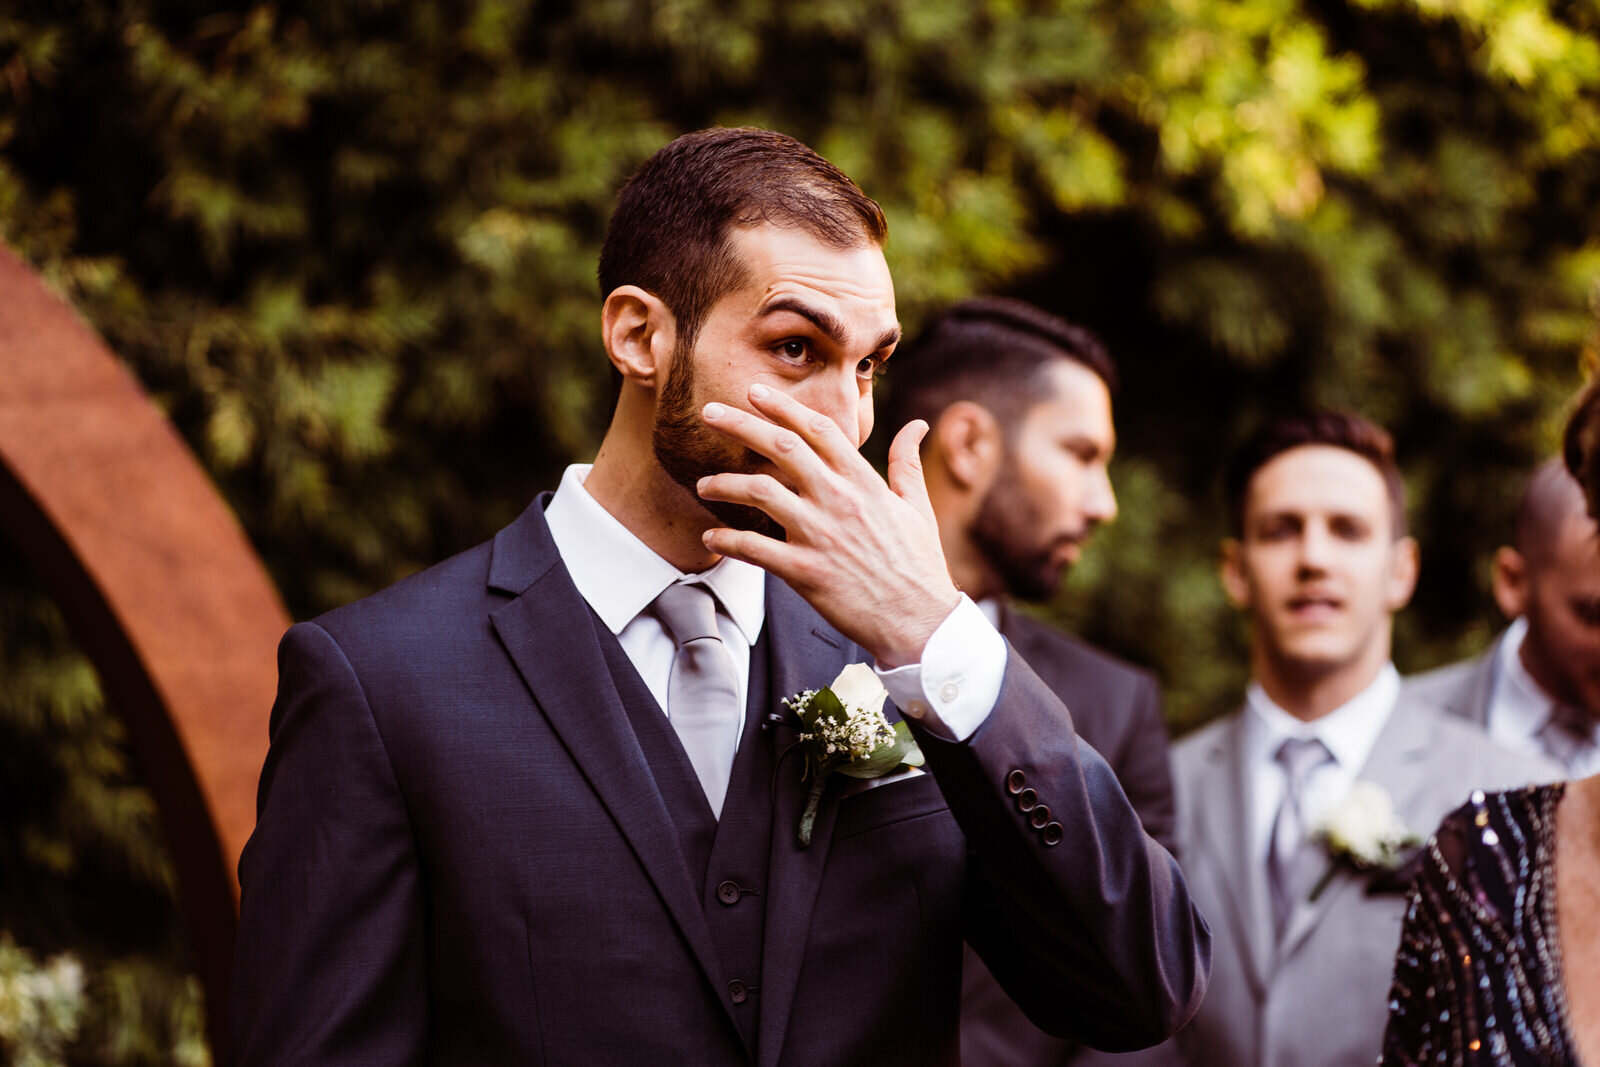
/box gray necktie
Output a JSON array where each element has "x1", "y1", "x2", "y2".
[
  {"x1": 1538, "y1": 702, "x2": 1595, "y2": 774},
  {"x1": 651, "y1": 582, "x2": 741, "y2": 818},
  {"x1": 1268, "y1": 736, "x2": 1333, "y2": 940}
]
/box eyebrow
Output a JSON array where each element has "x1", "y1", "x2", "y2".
[{"x1": 759, "y1": 297, "x2": 901, "y2": 353}]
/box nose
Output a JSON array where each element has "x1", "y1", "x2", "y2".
[
  {"x1": 1296, "y1": 520, "x2": 1332, "y2": 574},
  {"x1": 803, "y1": 364, "x2": 869, "y2": 447},
  {"x1": 1088, "y1": 466, "x2": 1117, "y2": 525}
]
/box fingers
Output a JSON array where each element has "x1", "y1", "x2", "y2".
[
  {"x1": 700, "y1": 384, "x2": 864, "y2": 486},
  {"x1": 696, "y1": 471, "x2": 805, "y2": 532},
  {"x1": 702, "y1": 523, "x2": 798, "y2": 576},
  {"x1": 886, "y1": 420, "x2": 935, "y2": 520}
]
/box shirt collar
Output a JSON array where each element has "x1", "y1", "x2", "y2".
[
  {"x1": 1496, "y1": 616, "x2": 1581, "y2": 735},
  {"x1": 544, "y1": 464, "x2": 766, "y2": 643},
  {"x1": 1244, "y1": 662, "x2": 1401, "y2": 772}
]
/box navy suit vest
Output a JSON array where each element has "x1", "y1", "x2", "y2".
[{"x1": 596, "y1": 613, "x2": 777, "y2": 1055}]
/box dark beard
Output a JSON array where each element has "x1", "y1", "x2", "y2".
[
  {"x1": 652, "y1": 341, "x2": 787, "y2": 541},
  {"x1": 969, "y1": 458, "x2": 1069, "y2": 603}
]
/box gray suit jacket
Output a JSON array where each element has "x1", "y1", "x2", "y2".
[
  {"x1": 1404, "y1": 631, "x2": 1506, "y2": 729},
  {"x1": 961, "y1": 606, "x2": 1177, "y2": 1066},
  {"x1": 1169, "y1": 681, "x2": 1558, "y2": 1067}
]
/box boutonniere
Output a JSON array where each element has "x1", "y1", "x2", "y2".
[
  {"x1": 1309, "y1": 781, "x2": 1421, "y2": 900},
  {"x1": 784, "y1": 663, "x2": 925, "y2": 848}
]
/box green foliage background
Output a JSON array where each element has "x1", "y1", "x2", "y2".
[{"x1": 1, "y1": 0, "x2": 1598, "y2": 1058}]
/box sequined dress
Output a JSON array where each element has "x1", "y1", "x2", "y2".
[{"x1": 1381, "y1": 783, "x2": 1580, "y2": 1066}]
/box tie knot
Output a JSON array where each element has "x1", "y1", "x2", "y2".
[
  {"x1": 1547, "y1": 702, "x2": 1593, "y2": 743},
  {"x1": 1275, "y1": 735, "x2": 1332, "y2": 783},
  {"x1": 651, "y1": 582, "x2": 722, "y2": 647}
]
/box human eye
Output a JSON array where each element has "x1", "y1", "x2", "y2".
[
  {"x1": 856, "y1": 353, "x2": 886, "y2": 381},
  {"x1": 1253, "y1": 517, "x2": 1297, "y2": 542},
  {"x1": 774, "y1": 338, "x2": 813, "y2": 365},
  {"x1": 1571, "y1": 597, "x2": 1600, "y2": 628},
  {"x1": 1330, "y1": 516, "x2": 1371, "y2": 541}
]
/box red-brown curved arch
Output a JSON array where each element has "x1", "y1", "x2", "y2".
[{"x1": 0, "y1": 243, "x2": 284, "y2": 1057}]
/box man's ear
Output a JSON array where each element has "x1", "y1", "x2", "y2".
[
  {"x1": 1491, "y1": 545, "x2": 1529, "y2": 620},
  {"x1": 932, "y1": 401, "x2": 1002, "y2": 490},
  {"x1": 602, "y1": 285, "x2": 675, "y2": 388},
  {"x1": 1219, "y1": 538, "x2": 1252, "y2": 608},
  {"x1": 1384, "y1": 535, "x2": 1421, "y2": 611}
]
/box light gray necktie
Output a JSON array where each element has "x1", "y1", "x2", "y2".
[
  {"x1": 1268, "y1": 735, "x2": 1333, "y2": 940},
  {"x1": 651, "y1": 582, "x2": 741, "y2": 819}
]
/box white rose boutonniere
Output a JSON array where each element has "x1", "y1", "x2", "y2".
[
  {"x1": 785, "y1": 663, "x2": 925, "y2": 848},
  {"x1": 1308, "y1": 780, "x2": 1421, "y2": 900}
]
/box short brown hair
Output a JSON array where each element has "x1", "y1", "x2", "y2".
[
  {"x1": 880, "y1": 297, "x2": 1117, "y2": 440},
  {"x1": 598, "y1": 127, "x2": 888, "y2": 353},
  {"x1": 1225, "y1": 410, "x2": 1408, "y2": 539}
]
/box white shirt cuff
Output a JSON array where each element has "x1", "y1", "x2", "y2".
[{"x1": 875, "y1": 594, "x2": 1007, "y2": 742}]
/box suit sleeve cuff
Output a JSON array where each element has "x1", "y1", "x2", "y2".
[{"x1": 875, "y1": 594, "x2": 1006, "y2": 741}]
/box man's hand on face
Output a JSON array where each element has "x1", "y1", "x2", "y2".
[{"x1": 696, "y1": 383, "x2": 962, "y2": 669}]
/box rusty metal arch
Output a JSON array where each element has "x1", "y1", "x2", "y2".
[{"x1": 0, "y1": 243, "x2": 284, "y2": 1057}]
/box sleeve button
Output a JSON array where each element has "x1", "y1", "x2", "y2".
[
  {"x1": 905, "y1": 700, "x2": 930, "y2": 718},
  {"x1": 1041, "y1": 822, "x2": 1064, "y2": 847},
  {"x1": 939, "y1": 681, "x2": 960, "y2": 703},
  {"x1": 1006, "y1": 769, "x2": 1027, "y2": 795},
  {"x1": 1016, "y1": 788, "x2": 1038, "y2": 812},
  {"x1": 1030, "y1": 805, "x2": 1052, "y2": 829}
]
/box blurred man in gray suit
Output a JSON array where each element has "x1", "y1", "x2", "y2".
[
  {"x1": 1408, "y1": 459, "x2": 1600, "y2": 774},
  {"x1": 1171, "y1": 412, "x2": 1557, "y2": 1067},
  {"x1": 883, "y1": 297, "x2": 1177, "y2": 1066}
]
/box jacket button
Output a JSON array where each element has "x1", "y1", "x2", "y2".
[
  {"x1": 1030, "y1": 805, "x2": 1052, "y2": 829},
  {"x1": 1006, "y1": 769, "x2": 1027, "y2": 795},
  {"x1": 1016, "y1": 788, "x2": 1038, "y2": 812},
  {"x1": 717, "y1": 880, "x2": 741, "y2": 905},
  {"x1": 729, "y1": 979, "x2": 750, "y2": 1004},
  {"x1": 1041, "y1": 822, "x2": 1064, "y2": 847}
]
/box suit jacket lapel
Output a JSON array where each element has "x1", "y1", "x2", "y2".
[
  {"x1": 1195, "y1": 713, "x2": 1273, "y2": 1000},
  {"x1": 1277, "y1": 700, "x2": 1432, "y2": 961},
  {"x1": 756, "y1": 577, "x2": 853, "y2": 1067},
  {"x1": 484, "y1": 501, "x2": 738, "y2": 1039}
]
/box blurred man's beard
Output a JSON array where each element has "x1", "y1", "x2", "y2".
[
  {"x1": 653, "y1": 341, "x2": 786, "y2": 541},
  {"x1": 971, "y1": 457, "x2": 1074, "y2": 603}
]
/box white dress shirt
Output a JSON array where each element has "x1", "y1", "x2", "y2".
[
  {"x1": 544, "y1": 465, "x2": 1006, "y2": 752},
  {"x1": 1242, "y1": 664, "x2": 1401, "y2": 867},
  {"x1": 1488, "y1": 616, "x2": 1600, "y2": 776}
]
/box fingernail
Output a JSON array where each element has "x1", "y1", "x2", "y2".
[
  {"x1": 750, "y1": 383, "x2": 770, "y2": 399},
  {"x1": 704, "y1": 402, "x2": 726, "y2": 419},
  {"x1": 697, "y1": 476, "x2": 710, "y2": 492}
]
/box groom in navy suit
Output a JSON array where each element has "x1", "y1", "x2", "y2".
[{"x1": 228, "y1": 127, "x2": 1209, "y2": 1065}]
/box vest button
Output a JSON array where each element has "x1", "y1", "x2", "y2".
[
  {"x1": 717, "y1": 880, "x2": 741, "y2": 905},
  {"x1": 729, "y1": 979, "x2": 750, "y2": 1004}
]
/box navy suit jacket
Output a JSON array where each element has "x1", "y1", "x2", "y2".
[
  {"x1": 229, "y1": 498, "x2": 1209, "y2": 1065},
  {"x1": 962, "y1": 606, "x2": 1179, "y2": 1067}
]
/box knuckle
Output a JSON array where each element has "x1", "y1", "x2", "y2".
[{"x1": 774, "y1": 429, "x2": 801, "y2": 454}]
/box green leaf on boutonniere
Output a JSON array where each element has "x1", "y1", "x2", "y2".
[
  {"x1": 836, "y1": 721, "x2": 923, "y2": 779},
  {"x1": 785, "y1": 664, "x2": 925, "y2": 847}
]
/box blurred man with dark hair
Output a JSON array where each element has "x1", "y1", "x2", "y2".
[
  {"x1": 1170, "y1": 411, "x2": 1554, "y2": 1067},
  {"x1": 1408, "y1": 460, "x2": 1600, "y2": 775},
  {"x1": 884, "y1": 297, "x2": 1176, "y2": 1066},
  {"x1": 230, "y1": 128, "x2": 1209, "y2": 1064}
]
